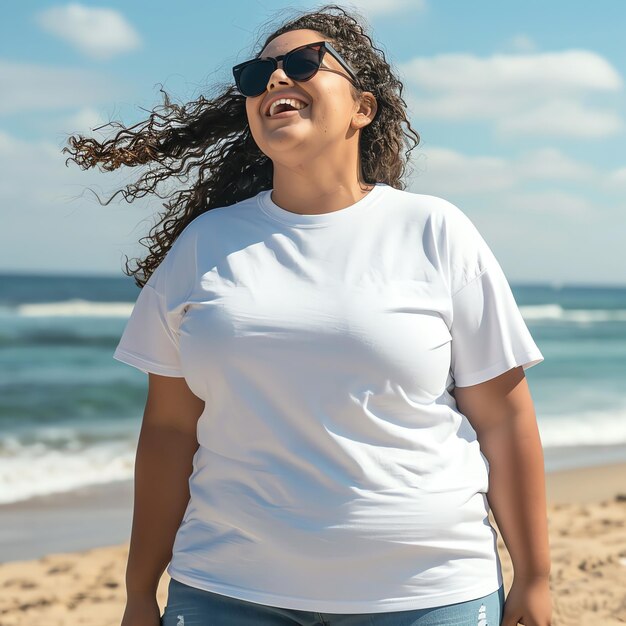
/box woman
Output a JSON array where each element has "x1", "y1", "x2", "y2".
[{"x1": 64, "y1": 5, "x2": 552, "y2": 625}]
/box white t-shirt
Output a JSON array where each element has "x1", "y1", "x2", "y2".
[{"x1": 114, "y1": 182, "x2": 544, "y2": 613}]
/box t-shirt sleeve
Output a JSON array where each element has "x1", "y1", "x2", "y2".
[
  {"x1": 439, "y1": 201, "x2": 545, "y2": 388},
  {"x1": 113, "y1": 226, "x2": 197, "y2": 378}
]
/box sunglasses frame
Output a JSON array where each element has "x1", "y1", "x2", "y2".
[{"x1": 232, "y1": 40, "x2": 362, "y2": 97}]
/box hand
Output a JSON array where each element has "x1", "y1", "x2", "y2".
[
  {"x1": 120, "y1": 595, "x2": 162, "y2": 626},
  {"x1": 501, "y1": 575, "x2": 552, "y2": 626}
]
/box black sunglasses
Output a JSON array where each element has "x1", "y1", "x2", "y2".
[{"x1": 232, "y1": 41, "x2": 362, "y2": 98}]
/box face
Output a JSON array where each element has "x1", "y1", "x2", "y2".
[{"x1": 244, "y1": 29, "x2": 376, "y2": 170}]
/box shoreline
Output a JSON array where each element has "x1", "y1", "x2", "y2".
[
  {"x1": 0, "y1": 479, "x2": 134, "y2": 564},
  {"x1": 0, "y1": 460, "x2": 625, "y2": 625},
  {"x1": 1, "y1": 456, "x2": 625, "y2": 564}
]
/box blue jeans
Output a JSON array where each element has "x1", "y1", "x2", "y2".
[{"x1": 161, "y1": 577, "x2": 505, "y2": 625}]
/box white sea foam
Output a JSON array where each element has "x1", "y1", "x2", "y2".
[
  {"x1": 9, "y1": 300, "x2": 626, "y2": 323},
  {"x1": 519, "y1": 304, "x2": 626, "y2": 323},
  {"x1": 0, "y1": 431, "x2": 136, "y2": 505},
  {"x1": 2, "y1": 407, "x2": 626, "y2": 505},
  {"x1": 16, "y1": 299, "x2": 134, "y2": 317},
  {"x1": 538, "y1": 407, "x2": 626, "y2": 447}
]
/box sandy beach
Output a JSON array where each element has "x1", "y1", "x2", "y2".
[{"x1": 0, "y1": 461, "x2": 625, "y2": 626}]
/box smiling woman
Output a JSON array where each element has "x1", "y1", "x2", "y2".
[
  {"x1": 62, "y1": 4, "x2": 550, "y2": 626},
  {"x1": 61, "y1": 4, "x2": 419, "y2": 289}
]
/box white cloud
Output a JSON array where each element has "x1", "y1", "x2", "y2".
[
  {"x1": 400, "y1": 49, "x2": 624, "y2": 139},
  {"x1": 402, "y1": 50, "x2": 621, "y2": 94},
  {"x1": 473, "y1": 191, "x2": 624, "y2": 285},
  {"x1": 408, "y1": 142, "x2": 626, "y2": 280},
  {"x1": 0, "y1": 59, "x2": 124, "y2": 115},
  {"x1": 61, "y1": 107, "x2": 108, "y2": 135},
  {"x1": 516, "y1": 148, "x2": 597, "y2": 182},
  {"x1": 606, "y1": 167, "x2": 626, "y2": 188},
  {"x1": 410, "y1": 146, "x2": 516, "y2": 194},
  {"x1": 409, "y1": 145, "x2": 600, "y2": 195},
  {"x1": 507, "y1": 35, "x2": 538, "y2": 53},
  {"x1": 503, "y1": 189, "x2": 595, "y2": 219},
  {"x1": 1, "y1": 128, "x2": 623, "y2": 282},
  {"x1": 0, "y1": 127, "x2": 159, "y2": 274},
  {"x1": 497, "y1": 99, "x2": 623, "y2": 138},
  {"x1": 35, "y1": 3, "x2": 141, "y2": 60},
  {"x1": 405, "y1": 146, "x2": 626, "y2": 283}
]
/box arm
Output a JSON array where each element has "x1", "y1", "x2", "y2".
[
  {"x1": 453, "y1": 365, "x2": 551, "y2": 579},
  {"x1": 125, "y1": 373, "x2": 205, "y2": 598}
]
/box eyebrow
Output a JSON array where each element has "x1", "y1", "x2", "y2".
[{"x1": 257, "y1": 50, "x2": 286, "y2": 60}]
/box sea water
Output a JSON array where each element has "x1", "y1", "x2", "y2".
[{"x1": 1, "y1": 272, "x2": 625, "y2": 505}]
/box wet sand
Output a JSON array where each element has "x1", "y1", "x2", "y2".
[{"x1": 0, "y1": 461, "x2": 625, "y2": 625}]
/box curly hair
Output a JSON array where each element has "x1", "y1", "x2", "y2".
[{"x1": 62, "y1": 3, "x2": 421, "y2": 288}]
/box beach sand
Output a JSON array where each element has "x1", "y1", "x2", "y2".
[{"x1": 0, "y1": 462, "x2": 625, "y2": 626}]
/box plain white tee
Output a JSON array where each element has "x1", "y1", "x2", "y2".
[{"x1": 113, "y1": 182, "x2": 544, "y2": 613}]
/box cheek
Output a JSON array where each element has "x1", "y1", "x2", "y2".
[
  {"x1": 314, "y1": 87, "x2": 354, "y2": 125},
  {"x1": 246, "y1": 95, "x2": 264, "y2": 115},
  {"x1": 316, "y1": 102, "x2": 352, "y2": 129},
  {"x1": 245, "y1": 104, "x2": 265, "y2": 138},
  {"x1": 246, "y1": 101, "x2": 258, "y2": 123}
]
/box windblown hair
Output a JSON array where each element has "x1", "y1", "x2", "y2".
[{"x1": 62, "y1": 3, "x2": 421, "y2": 288}]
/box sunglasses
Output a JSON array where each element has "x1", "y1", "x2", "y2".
[{"x1": 232, "y1": 40, "x2": 361, "y2": 98}]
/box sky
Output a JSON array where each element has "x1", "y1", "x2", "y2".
[{"x1": 1, "y1": 0, "x2": 625, "y2": 286}]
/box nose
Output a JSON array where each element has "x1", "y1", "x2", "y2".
[{"x1": 266, "y1": 61, "x2": 292, "y2": 91}]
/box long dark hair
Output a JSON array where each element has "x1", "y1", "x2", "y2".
[{"x1": 62, "y1": 4, "x2": 421, "y2": 288}]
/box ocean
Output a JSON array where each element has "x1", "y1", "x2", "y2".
[{"x1": 1, "y1": 272, "x2": 625, "y2": 506}]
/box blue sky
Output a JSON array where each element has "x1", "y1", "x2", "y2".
[{"x1": 1, "y1": 0, "x2": 625, "y2": 285}]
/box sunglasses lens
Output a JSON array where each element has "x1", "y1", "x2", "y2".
[
  {"x1": 285, "y1": 46, "x2": 320, "y2": 81},
  {"x1": 237, "y1": 46, "x2": 321, "y2": 96},
  {"x1": 238, "y1": 59, "x2": 275, "y2": 97}
]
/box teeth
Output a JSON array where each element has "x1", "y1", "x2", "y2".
[{"x1": 268, "y1": 98, "x2": 308, "y2": 116}]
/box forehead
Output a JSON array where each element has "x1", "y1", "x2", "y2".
[{"x1": 260, "y1": 29, "x2": 326, "y2": 58}]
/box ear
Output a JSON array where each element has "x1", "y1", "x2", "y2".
[{"x1": 352, "y1": 92, "x2": 377, "y2": 129}]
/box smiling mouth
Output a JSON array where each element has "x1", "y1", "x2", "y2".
[
  {"x1": 266, "y1": 104, "x2": 310, "y2": 119},
  {"x1": 267, "y1": 110, "x2": 305, "y2": 120}
]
